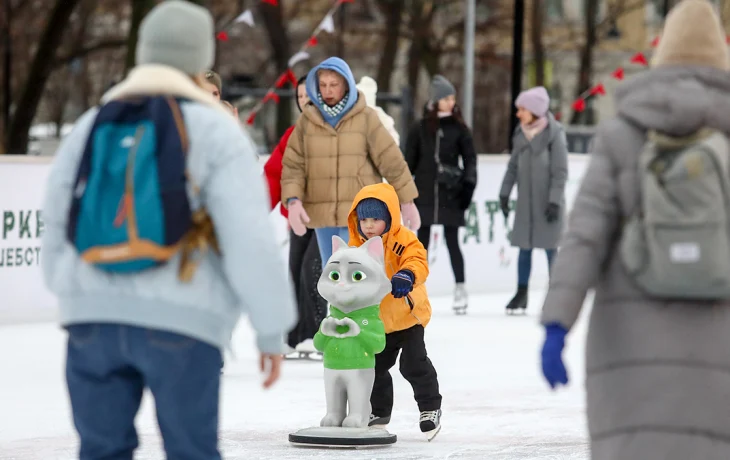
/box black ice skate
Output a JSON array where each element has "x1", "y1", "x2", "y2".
[
  {"x1": 505, "y1": 286, "x2": 528, "y2": 315},
  {"x1": 419, "y1": 409, "x2": 442, "y2": 441},
  {"x1": 368, "y1": 414, "x2": 391, "y2": 428}
]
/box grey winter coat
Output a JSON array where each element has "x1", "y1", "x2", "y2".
[
  {"x1": 500, "y1": 113, "x2": 568, "y2": 249},
  {"x1": 541, "y1": 66, "x2": 730, "y2": 459}
]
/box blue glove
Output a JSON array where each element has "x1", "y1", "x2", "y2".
[
  {"x1": 391, "y1": 270, "x2": 414, "y2": 299},
  {"x1": 541, "y1": 323, "x2": 569, "y2": 389}
]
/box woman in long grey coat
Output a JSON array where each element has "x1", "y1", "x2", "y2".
[
  {"x1": 499, "y1": 86, "x2": 568, "y2": 314},
  {"x1": 540, "y1": 1, "x2": 730, "y2": 458}
]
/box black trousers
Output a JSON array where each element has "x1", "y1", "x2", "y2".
[
  {"x1": 418, "y1": 225, "x2": 465, "y2": 283},
  {"x1": 370, "y1": 325, "x2": 442, "y2": 416},
  {"x1": 287, "y1": 228, "x2": 327, "y2": 348}
]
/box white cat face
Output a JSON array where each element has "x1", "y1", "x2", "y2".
[{"x1": 317, "y1": 236, "x2": 391, "y2": 313}]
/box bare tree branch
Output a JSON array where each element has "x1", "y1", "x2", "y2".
[{"x1": 54, "y1": 39, "x2": 127, "y2": 69}]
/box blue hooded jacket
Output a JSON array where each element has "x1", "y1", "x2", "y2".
[{"x1": 306, "y1": 57, "x2": 359, "y2": 128}]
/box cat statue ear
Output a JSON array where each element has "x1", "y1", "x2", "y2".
[
  {"x1": 360, "y1": 236, "x2": 385, "y2": 265},
  {"x1": 332, "y1": 235, "x2": 349, "y2": 254}
]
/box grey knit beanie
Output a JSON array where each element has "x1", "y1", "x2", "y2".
[
  {"x1": 430, "y1": 75, "x2": 457, "y2": 102},
  {"x1": 136, "y1": 0, "x2": 215, "y2": 75}
]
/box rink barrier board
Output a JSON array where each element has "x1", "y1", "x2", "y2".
[{"x1": 0, "y1": 154, "x2": 589, "y2": 324}]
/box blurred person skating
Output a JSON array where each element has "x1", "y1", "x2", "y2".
[
  {"x1": 539, "y1": 1, "x2": 730, "y2": 458},
  {"x1": 499, "y1": 86, "x2": 568, "y2": 314},
  {"x1": 264, "y1": 75, "x2": 327, "y2": 359},
  {"x1": 281, "y1": 57, "x2": 421, "y2": 269},
  {"x1": 405, "y1": 75, "x2": 477, "y2": 314},
  {"x1": 40, "y1": 2, "x2": 296, "y2": 459}
]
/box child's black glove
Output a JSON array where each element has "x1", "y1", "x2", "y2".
[{"x1": 391, "y1": 270, "x2": 414, "y2": 298}]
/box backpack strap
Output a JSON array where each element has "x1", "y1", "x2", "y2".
[{"x1": 165, "y1": 97, "x2": 221, "y2": 282}]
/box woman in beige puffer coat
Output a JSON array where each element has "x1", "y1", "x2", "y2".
[{"x1": 281, "y1": 57, "x2": 419, "y2": 266}]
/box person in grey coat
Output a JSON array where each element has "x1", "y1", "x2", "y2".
[
  {"x1": 499, "y1": 86, "x2": 568, "y2": 314},
  {"x1": 539, "y1": 1, "x2": 730, "y2": 458}
]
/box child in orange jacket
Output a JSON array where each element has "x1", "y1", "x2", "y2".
[{"x1": 347, "y1": 183, "x2": 442, "y2": 440}]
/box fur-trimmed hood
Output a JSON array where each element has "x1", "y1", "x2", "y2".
[{"x1": 102, "y1": 64, "x2": 227, "y2": 114}]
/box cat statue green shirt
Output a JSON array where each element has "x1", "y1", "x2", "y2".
[{"x1": 314, "y1": 305, "x2": 386, "y2": 370}]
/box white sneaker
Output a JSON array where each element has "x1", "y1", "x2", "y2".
[{"x1": 295, "y1": 339, "x2": 317, "y2": 353}]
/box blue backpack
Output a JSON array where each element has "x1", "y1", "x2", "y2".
[{"x1": 67, "y1": 96, "x2": 194, "y2": 274}]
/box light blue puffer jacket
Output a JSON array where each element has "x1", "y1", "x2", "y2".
[{"x1": 41, "y1": 65, "x2": 297, "y2": 353}]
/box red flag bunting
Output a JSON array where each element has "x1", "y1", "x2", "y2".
[
  {"x1": 286, "y1": 68, "x2": 298, "y2": 86},
  {"x1": 261, "y1": 0, "x2": 278, "y2": 5},
  {"x1": 630, "y1": 52, "x2": 648, "y2": 66},
  {"x1": 263, "y1": 90, "x2": 281, "y2": 104},
  {"x1": 274, "y1": 72, "x2": 289, "y2": 89},
  {"x1": 307, "y1": 36, "x2": 318, "y2": 47},
  {"x1": 338, "y1": 0, "x2": 355, "y2": 3},
  {"x1": 650, "y1": 36, "x2": 660, "y2": 47},
  {"x1": 246, "y1": 112, "x2": 257, "y2": 125},
  {"x1": 216, "y1": 31, "x2": 229, "y2": 42},
  {"x1": 589, "y1": 83, "x2": 606, "y2": 96},
  {"x1": 611, "y1": 67, "x2": 624, "y2": 80},
  {"x1": 572, "y1": 98, "x2": 586, "y2": 113}
]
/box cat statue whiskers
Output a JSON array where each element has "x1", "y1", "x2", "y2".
[{"x1": 313, "y1": 235, "x2": 391, "y2": 428}]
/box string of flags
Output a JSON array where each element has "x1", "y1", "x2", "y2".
[
  {"x1": 212, "y1": 0, "x2": 353, "y2": 125},
  {"x1": 571, "y1": 34, "x2": 730, "y2": 112}
]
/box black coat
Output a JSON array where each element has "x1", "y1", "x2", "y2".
[{"x1": 405, "y1": 116, "x2": 478, "y2": 227}]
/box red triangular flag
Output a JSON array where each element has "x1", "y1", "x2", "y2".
[
  {"x1": 726, "y1": 35, "x2": 730, "y2": 44},
  {"x1": 263, "y1": 90, "x2": 281, "y2": 104},
  {"x1": 650, "y1": 36, "x2": 660, "y2": 47},
  {"x1": 286, "y1": 68, "x2": 298, "y2": 86},
  {"x1": 216, "y1": 31, "x2": 229, "y2": 42},
  {"x1": 274, "y1": 72, "x2": 289, "y2": 89},
  {"x1": 338, "y1": 0, "x2": 354, "y2": 3},
  {"x1": 589, "y1": 83, "x2": 606, "y2": 96},
  {"x1": 261, "y1": 0, "x2": 278, "y2": 5},
  {"x1": 630, "y1": 52, "x2": 648, "y2": 66},
  {"x1": 611, "y1": 67, "x2": 624, "y2": 80},
  {"x1": 572, "y1": 98, "x2": 586, "y2": 112},
  {"x1": 307, "y1": 36, "x2": 318, "y2": 47},
  {"x1": 246, "y1": 112, "x2": 257, "y2": 125}
]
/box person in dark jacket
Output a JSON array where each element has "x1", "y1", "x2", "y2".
[
  {"x1": 499, "y1": 86, "x2": 568, "y2": 314},
  {"x1": 264, "y1": 75, "x2": 327, "y2": 357},
  {"x1": 405, "y1": 75, "x2": 478, "y2": 314}
]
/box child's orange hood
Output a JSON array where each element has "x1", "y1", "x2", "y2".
[{"x1": 348, "y1": 183, "x2": 402, "y2": 244}]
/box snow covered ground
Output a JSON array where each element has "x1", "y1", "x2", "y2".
[{"x1": 0, "y1": 290, "x2": 592, "y2": 459}]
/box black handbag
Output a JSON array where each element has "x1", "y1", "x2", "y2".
[{"x1": 434, "y1": 128, "x2": 464, "y2": 190}]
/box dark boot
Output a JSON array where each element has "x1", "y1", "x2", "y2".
[{"x1": 505, "y1": 285, "x2": 528, "y2": 314}]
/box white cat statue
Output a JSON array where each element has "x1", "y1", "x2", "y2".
[
  {"x1": 314, "y1": 235, "x2": 390, "y2": 427},
  {"x1": 289, "y1": 235, "x2": 397, "y2": 447}
]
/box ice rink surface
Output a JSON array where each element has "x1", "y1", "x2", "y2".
[{"x1": 0, "y1": 290, "x2": 592, "y2": 459}]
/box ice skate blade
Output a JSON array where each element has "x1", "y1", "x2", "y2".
[
  {"x1": 284, "y1": 352, "x2": 323, "y2": 361},
  {"x1": 424, "y1": 424, "x2": 442, "y2": 442},
  {"x1": 289, "y1": 426, "x2": 397, "y2": 448}
]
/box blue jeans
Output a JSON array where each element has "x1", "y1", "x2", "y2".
[
  {"x1": 65, "y1": 323, "x2": 222, "y2": 460},
  {"x1": 314, "y1": 226, "x2": 350, "y2": 269},
  {"x1": 517, "y1": 248, "x2": 557, "y2": 286}
]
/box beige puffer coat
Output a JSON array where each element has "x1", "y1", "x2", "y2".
[{"x1": 281, "y1": 90, "x2": 418, "y2": 228}]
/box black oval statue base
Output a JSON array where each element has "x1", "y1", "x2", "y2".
[{"x1": 289, "y1": 426, "x2": 397, "y2": 448}]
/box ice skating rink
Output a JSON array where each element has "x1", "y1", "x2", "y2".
[{"x1": 0, "y1": 290, "x2": 591, "y2": 459}]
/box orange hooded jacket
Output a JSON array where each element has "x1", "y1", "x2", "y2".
[{"x1": 347, "y1": 183, "x2": 432, "y2": 333}]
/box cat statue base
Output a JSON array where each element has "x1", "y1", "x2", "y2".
[{"x1": 289, "y1": 236, "x2": 397, "y2": 449}]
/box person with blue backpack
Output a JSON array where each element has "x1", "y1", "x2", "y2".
[{"x1": 40, "y1": 2, "x2": 297, "y2": 459}]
